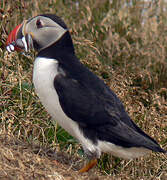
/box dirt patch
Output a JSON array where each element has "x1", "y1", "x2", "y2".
[{"x1": 0, "y1": 134, "x2": 114, "y2": 180}]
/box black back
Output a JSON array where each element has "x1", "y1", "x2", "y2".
[{"x1": 37, "y1": 17, "x2": 166, "y2": 153}]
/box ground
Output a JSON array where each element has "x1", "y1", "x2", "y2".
[
  {"x1": 1, "y1": 134, "x2": 167, "y2": 180},
  {"x1": 0, "y1": 134, "x2": 120, "y2": 180}
]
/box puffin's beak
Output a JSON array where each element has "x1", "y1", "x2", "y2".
[
  {"x1": 6, "y1": 23, "x2": 23, "y2": 52},
  {"x1": 6, "y1": 20, "x2": 33, "y2": 53}
]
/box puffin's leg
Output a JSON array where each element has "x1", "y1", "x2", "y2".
[
  {"x1": 78, "y1": 148, "x2": 100, "y2": 173},
  {"x1": 79, "y1": 158, "x2": 98, "y2": 173}
]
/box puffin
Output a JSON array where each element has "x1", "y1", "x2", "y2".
[{"x1": 6, "y1": 14, "x2": 166, "y2": 172}]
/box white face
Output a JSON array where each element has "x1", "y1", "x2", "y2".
[
  {"x1": 22, "y1": 16, "x2": 67, "y2": 52},
  {"x1": 6, "y1": 15, "x2": 68, "y2": 53}
]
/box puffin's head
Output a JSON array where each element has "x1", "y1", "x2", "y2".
[{"x1": 6, "y1": 14, "x2": 68, "y2": 53}]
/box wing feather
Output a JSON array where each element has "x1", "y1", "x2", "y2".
[{"x1": 53, "y1": 65, "x2": 163, "y2": 151}]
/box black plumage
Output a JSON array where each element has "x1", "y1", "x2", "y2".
[{"x1": 38, "y1": 30, "x2": 165, "y2": 153}]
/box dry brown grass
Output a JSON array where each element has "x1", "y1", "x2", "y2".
[{"x1": 0, "y1": 0, "x2": 167, "y2": 179}]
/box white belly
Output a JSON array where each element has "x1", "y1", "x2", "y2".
[
  {"x1": 32, "y1": 57, "x2": 149, "y2": 159},
  {"x1": 33, "y1": 57, "x2": 78, "y2": 136},
  {"x1": 33, "y1": 57, "x2": 99, "y2": 154},
  {"x1": 98, "y1": 141, "x2": 150, "y2": 159}
]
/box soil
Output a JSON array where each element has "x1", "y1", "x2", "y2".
[{"x1": 0, "y1": 134, "x2": 113, "y2": 180}]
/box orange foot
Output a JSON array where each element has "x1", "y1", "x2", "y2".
[{"x1": 79, "y1": 159, "x2": 98, "y2": 173}]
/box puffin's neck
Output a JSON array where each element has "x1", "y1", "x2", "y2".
[{"x1": 37, "y1": 31, "x2": 75, "y2": 60}]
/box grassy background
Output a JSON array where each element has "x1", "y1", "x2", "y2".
[{"x1": 0, "y1": 0, "x2": 167, "y2": 179}]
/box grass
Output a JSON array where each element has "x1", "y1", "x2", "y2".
[{"x1": 0, "y1": 0, "x2": 167, "y2": 179}]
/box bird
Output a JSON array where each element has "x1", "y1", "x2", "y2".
[{"x1": 6, "y1": 14, "x2": 166, "y2": 172}]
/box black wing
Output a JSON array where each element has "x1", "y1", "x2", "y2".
[{"x1": 53, "y1": 63, "x2": 164, "y2": 152}]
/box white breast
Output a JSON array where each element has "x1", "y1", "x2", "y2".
[
  {"x1": 33, "y1": 57, "x2": 99, "y2": 155},
  {"x1": 33, "y1": 57, "x2": 77, "y2": 136}
]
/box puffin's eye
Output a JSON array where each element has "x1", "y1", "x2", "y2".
[{"x1": 36, "y1": 19, "x2": 43, "y2": 28}]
